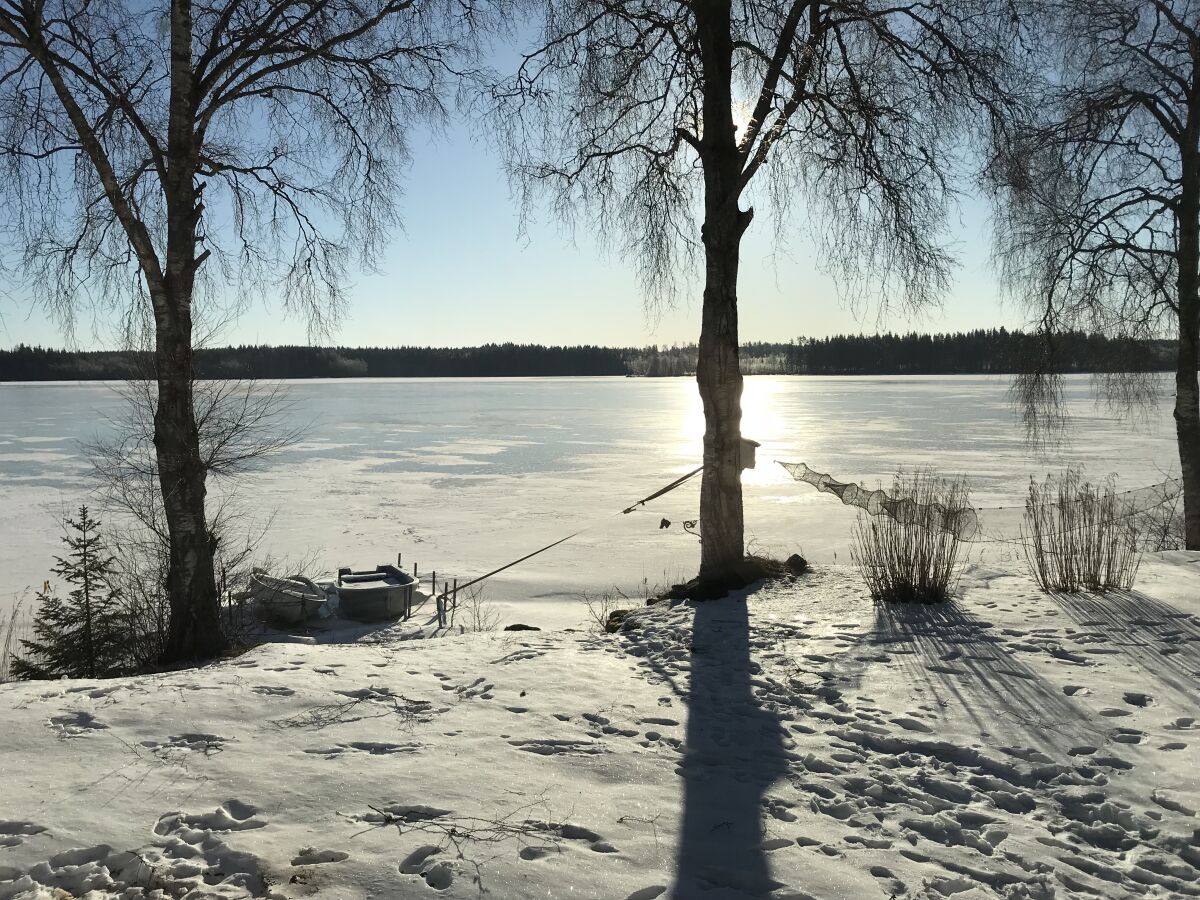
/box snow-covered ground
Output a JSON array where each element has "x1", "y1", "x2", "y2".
[{"x1": 2, "y1": 552, "x2": 1198, "y2": 899}]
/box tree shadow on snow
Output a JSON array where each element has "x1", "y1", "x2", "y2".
[
  {"x1": 672, "y1": 591, "x2": 789, "y2": 899},
  {"x1": 1049, "y1": 588, "x2": 1200, "y2": 703},
  {"x1": 868, "y1": 600, "x2": 1098, "y2": 753}
]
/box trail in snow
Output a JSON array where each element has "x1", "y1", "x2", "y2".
[{"x1": 1, "y1": 554, "x2": 1198, "y2": 899}]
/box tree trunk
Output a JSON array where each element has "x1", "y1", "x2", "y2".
[
  {"x1": 82, "y1": 537, "x2": 94, "y2": 679},
  {"x1": 158, "y1": 0, "x2": 224, "y2": 663},
  {"x1": 695, "y1": 0, "x2": 750, "y2": 581},
  {"x1": 155, "y1": 301, "x2": 223, "y2": 663},
  {"x1": 696, "y1": 214, "x2": 749, "y2": 579},
  {"x1": 1177, "y1": 136, "x2": 1200, "y2": 551}
]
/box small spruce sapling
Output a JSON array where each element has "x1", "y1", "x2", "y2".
[{"x1": 11, "y1": 506, "x2": 129, "y2": 679}]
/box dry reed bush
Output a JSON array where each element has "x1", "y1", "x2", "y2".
[
  {"x1": 0, "y1": 596, "x2": 30, "y2": 682},
  {"x1": 1022, "y1": 471, "x2": 1142, "y2": 593},
  {"x1": 851, "y1": 473, "x2": 972, "y2": 604}
]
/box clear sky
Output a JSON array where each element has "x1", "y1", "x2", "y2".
[{"x1": 0, "y1": 119, "x2": 1025, "y2": 351}]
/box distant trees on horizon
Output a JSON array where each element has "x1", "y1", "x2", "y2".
[{"x1": 0, "y1": 330, "x2": 1175, "y2": 382}]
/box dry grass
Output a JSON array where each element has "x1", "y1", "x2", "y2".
[
  {"x1": 1135, "y1": 481, "x2": 1184, "y2": 552},
  {"x1": 851, "y1": 472, "x2": 972, "y2": 604},
  {"x1": 453, "y1": 585, "x2": 501, "y2": 633},
  {"x1": 0, "y1": 595, "x2": 31, "y2": 683},
  {"x1": 1022, "y1": 470, "x2": 1141, "y2": 593},
  {"x1": 578, "y1": 588, "x2": 628, "y2": 632}
]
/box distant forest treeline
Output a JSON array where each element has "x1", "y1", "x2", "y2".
[{"x1": 0, "y1": 330, "x2": 1176, "y2": 381}]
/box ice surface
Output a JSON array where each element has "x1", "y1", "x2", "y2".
[{"x1": 0, "y1": 375, "x2": 1177, "y2": 629}]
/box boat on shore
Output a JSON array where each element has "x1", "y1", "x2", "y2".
[
  {"x1": 336, "y1": 565, "x2": 417, "y2": 622},
  {"x1": 250, "y1": 572, "x2": 329, "y2": 626}
]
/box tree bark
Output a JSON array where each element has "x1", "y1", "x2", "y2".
[
  {"x1": 82, "y1": 530, "x2": 94, "y2": 679},
  {"x1": 155, "y1": 297, "x2": 223, "y2": 662},
  {"x1": 159, "y1": 0, "x2": 224, "y2": 662},
  {"x1": 695, "y1": 0, "x2": 751, "y2": 580},
  {"x1": 1177, "y1": 121, "x2": 1200, "y2": 551}
]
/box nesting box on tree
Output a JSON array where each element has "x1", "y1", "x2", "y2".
[{"x1": 739, "y1": 437, "x2": 760, "y2": 471}]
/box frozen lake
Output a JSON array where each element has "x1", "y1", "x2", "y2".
[{"x1": 0, "y1": 375, "x2": 1178, "y2": 622}]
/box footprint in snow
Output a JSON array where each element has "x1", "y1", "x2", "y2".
[
  {"x1": 141, "y1": 733, "x2": 228, "y2": 758},
  {"x1": 352, "y1": 805, "x2": 450, "y2": 827},
  {"x1": 1150, "y1": 789, "x2": 1196, "y2": 816},
  {"x1": 400, "y1": 845, "x2": 441, "y2": 874},
  {"x1": 518, "y1": 845, "x2": 559, "y2": 860},
  {"x1": 292, "y1": 848, "x2": 349, "y2": 865},
  {"x1": 303, "y1": 741, "x2": 420, "y2": 757},
  {"x1": 154, "y1": 799, "x2": 264, "y2": 836},
  {"x1": 1090, "y1": 754, "x2": 1134, "y2": 770},
  {"x1": 334, "y1": 685, "x2": 398, "y2": 701},
  {"x1": 399, "y1": 844, "x2": 454, "y2": 891},
  {"x1": 251, "y1": 685, "x2": 295, "y2": 696},
  {"x1": 64, "y1": 684, "x2": 119, "y2": 700},
  {"x1": 890, "y1": 716, "x2": 934, "y2": 734},
  {"x1": 1110, "y1": 727, "x2": 1144, "y2": 744},
  {"x1": 48, "y1": 711, "x2": 106, "y2": 737},
  {"x1": 927, "y1": 663, "x2": 967, "y2": 675},
  {"x1": 0, "y1": 821, "x2": 47, "y2": 848},
  {"x1": 1050, "y1": 646, "x2": 1090, "y2": 664},
  {"x1": 447, "y1": 677, "x2": 493, "y2": 699},
  {"x1": 508, "y1": 738, "x2": 605, "y2": 756}
]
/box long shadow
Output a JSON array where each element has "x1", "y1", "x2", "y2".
[
  {"x1": 870, "y1": 600, "x2": 1098, "y2": 753},
  {"x1": 672, "y1": 593, "x2": 789, "y2": 899},
  {"x1": 1049, "y1": 588, "x2": 1200, "y2": 703}
]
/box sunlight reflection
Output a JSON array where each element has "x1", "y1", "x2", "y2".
[{"x1": 673, "y1": 376, "x2": 790, "y2": 486}]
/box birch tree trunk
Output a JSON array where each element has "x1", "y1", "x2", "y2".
[
  {"x1": 159, "y1": 0, "x2": 223, "y2": 662},
  {"x1": 1176, "y1": 119, "x2": 1200, "y2": 551},
  {"x1": 695, "y1": 0, "x2": 750, "y2": 580}
]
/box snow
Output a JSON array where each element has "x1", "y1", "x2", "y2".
[{"x1": 2, "y1": 553, "x2": 1198, "y2": 899}]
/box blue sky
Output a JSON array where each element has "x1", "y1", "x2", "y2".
[{"x1": 0, "y1": 120, "x2": 1024, "y2": 351}]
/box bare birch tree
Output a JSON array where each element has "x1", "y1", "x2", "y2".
[
  {"x1": 85, "y1": 376, "x2": 298, "y2": 666},
  {"x1": 497, "y1": 0, "x2": 1016, "y2": 581},
  {"x1": 987, "y1": 0, "x2": 1200, "y2": 549},
  {"x1": 0, "y1": 0, "x2": 488, "y2": 661}
]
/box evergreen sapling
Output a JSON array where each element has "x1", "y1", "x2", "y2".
[{"x1": 12, "y1": 506, "x2": 129, "y2": 679}]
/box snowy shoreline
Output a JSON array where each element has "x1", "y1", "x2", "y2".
[{"x1": 2, "y1": 554, "x2": 1198, "y2": 899}]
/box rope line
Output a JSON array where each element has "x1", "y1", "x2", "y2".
[
  {"x1": 623, "y1": 465, "x2": 704, "y2": 514},
  {"x1": 448, "y1": 465, "x2": 704, "y2": 598}
]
